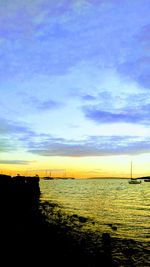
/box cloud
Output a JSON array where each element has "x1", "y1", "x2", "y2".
[
  {"x1": 81, "y1": 94, "x2": 96, "y2": 101},
  {"x1": 0, "y1": 138, "x2": 13, "y2": 152},
  {"x1": 0, "y1": 117, "x2": 37, "y2": 152},
  {"x1": 0, "y1": 160, "x2": 34, "y2": 165},
  {"x1": 82, "y1": 101, "x2": 150, "y2": 124},
  {"x1": 83, "y1": 108, "x2": 139, "y2": 124},
  {"x1": 1, "y1": 117, "x2": 150, "y2": 157},
  {"x1": 118, "y1": 56, "x2": 150, "y2": 89},
  {"x1": 28, "y1": 97, "x2": 63, "y2": 111},
  {"x1": 28, "y1": 135, "x2": 150, "y2": 157},
  {"x1": 1, "y1": 0, "x2": 150, "y2": 81},
  {"x1": 116, "y1": 19, "x2": 150, "y2": 89}
]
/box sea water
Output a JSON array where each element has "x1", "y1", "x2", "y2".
[{"x1": 40, "y1": 178, "x2": 150, "y2": 242}]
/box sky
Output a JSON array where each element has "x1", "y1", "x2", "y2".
[{"x1": 1, "y1": 0, "x2": 150, "y2": 178}]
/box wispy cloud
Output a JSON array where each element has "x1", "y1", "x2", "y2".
[
  {"x1": 0, "y1": 160, "x2": 34, "y2": 165},
  {"x1": 0, "y1": 117, "x2": 37, "y2": 152},
  {"x1": 28, "y1": 96, "x2": 63, "y2": 111},
  {"x1": 82, "y1": 100, "x2": 150, "y2": 125},
  {"x1": 81, "y1": 94, "x2": 96, "y2": 101},
  {"x1": 0, "y1": 0, "x2": 149, "y2": 81},
  {"x1": 28, "y1": 135, "x2": 150, "y2": 157},
  {"x1": 116, "y1": 20, "x2": 150, "y2": 89},
  {"x1": 1, "y1": 117, "x2": 150, "y2": 157},
  {"x1": 0, "y1": 138, "x2": 13, "y2": 152},
  {"x1": 37, "y1": 100, "x2": 62, "y2": 110}
]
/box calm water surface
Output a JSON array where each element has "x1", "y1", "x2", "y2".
[{"x1": 40, "y1": 178, "x2": 150, "y2": 242}]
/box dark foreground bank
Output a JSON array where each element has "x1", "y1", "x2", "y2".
[{"x1": 0, "y1": 174, "x2": 149, "y2": 267}]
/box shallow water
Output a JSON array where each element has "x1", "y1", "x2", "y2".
[{"x1": 40, "y1": 178, "x2": 150, "y2": 242}]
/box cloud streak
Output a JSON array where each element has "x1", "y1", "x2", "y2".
[
  {"x1": 83, "y1": 101, "x2": 150, "y2": 125},
  {"x1": 0, "y1": 160, "x2": 34, "y2": 165},
  {"x1": 1, "y1": 117, "x2": 150, "y2": 157},
  {"x1": 28, "y1": 96, "x2": 63, "y2": 111},
  {"x1": 0, "y1": 117, "x2": 37, "y2": 152},
  {"x1": 28, "y1": 135, "x2": 150, "y2": 157}
]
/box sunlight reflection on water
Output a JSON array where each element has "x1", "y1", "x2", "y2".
[{"x1": 40, "y1": 178, "x2": 150, "y2": 242}]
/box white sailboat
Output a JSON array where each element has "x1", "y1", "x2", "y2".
[{"x1": 128, "y1": 162, "x2": 142, "y2": 184}]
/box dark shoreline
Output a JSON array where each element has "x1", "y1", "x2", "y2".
[
  {"x1": 0, "y1": 174, "x2": 149, "y2": 266},
  {"x1": 39, "y1": 200, "x2": 150, "y2": 267}
]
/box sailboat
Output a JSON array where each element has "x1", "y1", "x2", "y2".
[{"x1": 128, "y1": 162, "x2": 142, "y2": 184}]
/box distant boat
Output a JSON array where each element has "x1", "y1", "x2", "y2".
[
  {"x1": 128, "y1": 179, "x2": 141, "y2": 184},
  {"x1": 128, "y1": 162, "x2": 142, "y2": 184},
  {"x1": 144, "y1": 179, "x2": 150, "y2": 182}
]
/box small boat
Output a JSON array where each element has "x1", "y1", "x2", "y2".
[
  {"x1": 128, "y1": 162, "x2": 142, "y2": 184},
  {"x1": 128, "y1": 179, "x2": 141, "y2": 184},
  {"x1": 144, "y1": 179, "x2": 150, "y2": 182}
]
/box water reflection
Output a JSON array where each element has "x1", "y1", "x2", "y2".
[{"x1": 40, "y1": 178, "x2": 150, "y2": 242}]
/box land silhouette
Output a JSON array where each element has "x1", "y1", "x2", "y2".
[{"x1": 0, "y1": 173, "x2": 115, "y2": 266}]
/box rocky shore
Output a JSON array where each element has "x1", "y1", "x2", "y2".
[
  {"x1": 38, "y1": 200, "x2": 150, "y2": 267},
  {"x1": 0, "y1": 174, "x2": 149, "y2": 266}
]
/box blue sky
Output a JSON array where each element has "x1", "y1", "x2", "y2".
[{"x1": 1, "y1": 0, "x2": 150, "y2": 177}]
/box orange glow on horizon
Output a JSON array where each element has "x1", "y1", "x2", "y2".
[{"x1": 1, "y1": 154, "x2": 150, "y2": 178}]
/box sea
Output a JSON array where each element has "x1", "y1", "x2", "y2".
[{"x1": 40, "y1": 178, "x2": 150, "y2": 243}]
